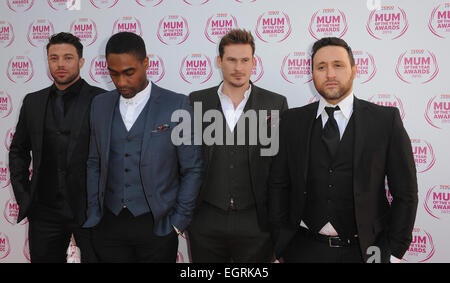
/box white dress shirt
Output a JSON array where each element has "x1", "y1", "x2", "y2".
[
  {"x1": 217, "y1": 83, "x2": 252, "y2": 132},
  {"x1": 119, "y1": 82, "x2": 152, "y2": 131}
]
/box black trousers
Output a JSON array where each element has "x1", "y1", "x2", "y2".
[
  {"x1": 92, "y1": 208, "x2": 178, "y2": 263},
  {"x1": 282, "y1": 228, "x2": 364, "y2": 263},
  {"x1": 187, "y1": 202, "x2": 273, "y2": 263},
  {"x1": 28, "y1": 204, "x2": 97, "y2": 263}
]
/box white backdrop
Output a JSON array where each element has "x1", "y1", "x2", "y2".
[{"x1": 0, "y1": 0, "x2": 449, "y2": 263}]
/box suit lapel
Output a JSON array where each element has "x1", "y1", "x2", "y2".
[
  {"x1": 352, "y1": 97, "x2": 368, "y2": 184},
  {"x1": 66, "y1": 82, "x2": 92, "y2": 165},
  {"x1": 203, "y1": 86, "x2": 221, "y2": 164},
  {"x1": 102, "y1": 90, "x2": 121, "y2": 166},
  {"x1": 247, "y1": 84, "x2": 263, "y2": 164},
  {"x1": 301, "y1": 103, "x2": 318, "y2": 183},
  {"x1": 34, "y1": 88, "x2": 51, "y2": 166},
  {"x1": 140, "y1": 83, "x2": 162, "y2": 160}
]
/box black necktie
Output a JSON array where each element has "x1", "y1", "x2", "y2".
[
  {"x1": 54, "y1": 90, "x2": 65, "y2": 124},
  {"x1": 322, "y1": 106, "x2": 340, "y2": 158}
]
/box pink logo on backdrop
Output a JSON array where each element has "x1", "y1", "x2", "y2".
[
  {"x1": 0, "y1": 232, "x2": 11, "y2": 260},
  {"x1": 183, "y1": 0, "x2": 209, "y2": 5},
  {"x1": 179, "y1": 54, "x2": 213, "y2": 84},
  {"x1": 403, "y1": 228, "x2": 435, "y2": 263},
  {"x1": 112, "y1": 17, "x2": 143, "y2": 36},
  {"x1": 366, "y1": 5, "x2": 408, "y2": 40},
  {"x1": 47, "y1": 0, "x2": 78, "y2": 10},
  {"x1": 7, "y1": 56, "x2": 34, "y2": 84},
  {"x1": 411, "y1": 139, "x2": 436, "y2": 174},
  {"x1": 309, "y1": 8, "x2": 348, "y2": 40},
  {"x1": 353, "y1": 51, "x2": 376, "y2": 84},
  {"x1": 205, "y1": 13, "x2": 239, "y2": 44},
  {"x1": 368, "y1": 94, "x2": 405, "y2": 120},
  {"x1": 424, "y1": 185, "x2": 450, "y2": 220},
  {"x1": 27, "y1": 19, "x2": 55, "y2": 47},
  {"x1": 251, "y1": 54, "x2": 264, "y2": 83},
  {"x1": 7, "y1": 0, "x2": 34, "y2": 12},
  {"x1": 157, "y1": 15, "x2": 190, "y2": 45},
  {"x1": 255, "y1": 11, "x2": 292, "y2": 43},
  {"x1": 136, "y1": 0, "x2": 163, "y2": 6},
  {"x1": 70, "y1": 18, "x2": 98, "y2": 47},
  {"x1": 280, "y1": 52, "x2": 313, "y2": 84},
  {"x1": 0, "y1": 21, "x2": 15, "y2": 48},
  {"x1": 23, "y1": 238, "x2": 30, "y2": 262},
  {"x1": 90, "y1": 0, "x2": 119, "y2": 9},
  {"x1": 429, "y1": 3, "x2": 450, "y2": 38},
  {"x1": 425, "y1": 94, "x2": 450, "y2": 129},
  {"x1": 0, "y1": 91, "x2": 13, "y2": 119},
  {"x1": 3, "y1": 198, "x2": 28, "y2": 225},
  {"x1": 396, "y1": 50, "x2": 439, "y2": 84},
  {"x1": 4, "y1": 127, "x2": 14, "y2": 152},
  {"x1": 0, "y1": 161, "x2": 10, "y2": 189},
  {"x1": 89, "y1": 55, "x2": 112, "y2": 84},
  {"x1": 146, "y1": 54, "x2": 165, "y2": 83}
]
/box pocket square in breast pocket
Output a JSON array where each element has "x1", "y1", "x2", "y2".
[{"x1": 152, "y1": 123, "x2": 170, "y2": 133}]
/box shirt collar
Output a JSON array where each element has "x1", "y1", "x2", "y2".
[
  {"x1": 120, "y1": 81, "x2": 152, "y2": 105},
  {"x1": 51, "y1": 77, "x2": 84, "y2": 98},
  {"x1": 217, "y1": 82, "x2": 252, "y2": 102},
  {"x1": 316, "y1": 92, "x2": 354, "y2": 120}
]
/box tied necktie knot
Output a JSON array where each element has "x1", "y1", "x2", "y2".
[{"x1": 322, "y1": 106, "x2": 340, "y2": 158}]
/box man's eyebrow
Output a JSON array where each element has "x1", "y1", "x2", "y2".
[{"x1": 107, "y1": 67, "x2": 135, "y2": 73}]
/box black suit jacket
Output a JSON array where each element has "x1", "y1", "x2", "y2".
[
  {"x1": 189, "y1": 82, "x2": 288, "y2": 231},
  {"x1": 9, "y1": 79, "x2": 106, "y2": 225},
  {"x1": 269, "y1": 96, "x2": 418, "y2": 262}
]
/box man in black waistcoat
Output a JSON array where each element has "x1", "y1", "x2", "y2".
[
  {"x1": 9, "y1": 32, "x2": 106, "y2": 262},
  {"x1": 268, "y1": 37, "x2": 418, "y2": 263},
  {"x1": 188, "y1": 29, "x2": 288, "y2": 262}
]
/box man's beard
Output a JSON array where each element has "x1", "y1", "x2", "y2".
[
  {"x1": 316, "y1": 78, "x2": 353, "y2": 102},
  {"x1": 52, "y1": 71, "x2": 80, "y2": 86}
]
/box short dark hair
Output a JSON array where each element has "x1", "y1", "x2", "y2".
[
  {"x1": 105, "y1": 32, "x2": 147, "y2": 61},
  {"x1": 46, "y1": 32, "x2": 83, "y2": 58},
  {"x1": 311, "y1": 37, "x2": 355, "y2": 70},
  {"x1": 218, "y1": 29, "x2": 255, "y2": 59}
]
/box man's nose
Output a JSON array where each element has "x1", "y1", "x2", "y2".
[{"x1": 326, "y1": 65, "x2": 337, "y2": 79}]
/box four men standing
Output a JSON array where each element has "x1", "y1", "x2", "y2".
[{"x1": 8, "y1": 30, "x2": 418, "y2": 263}]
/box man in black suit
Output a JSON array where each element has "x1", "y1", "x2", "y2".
[
  {"x1": 188, "y1": 29, "x2": 288, "y2": 262},
  {"x1": 9, "y1": 32, "x2": 106, "y2": 262},
  {"x1": 269, "y1": 37, "x2": 418, "y2": 263}
]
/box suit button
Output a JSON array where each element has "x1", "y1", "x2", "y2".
[
  {"x1": 329, "y1": 168, "x2": 334, "y2": 174},
  {"x1": 125, "y1": 153, "x2": 130, "y2": 157},
  {"x1": 125, "y1": 168, "x2": 129, "y2": 172},
  {"x1": 328, "y1": 184, "x2": 333, "y2": 188}
]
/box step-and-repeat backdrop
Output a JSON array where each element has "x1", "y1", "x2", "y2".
[{"x1": 0, "y1": 0, "x2": 449, "y2": 263}]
